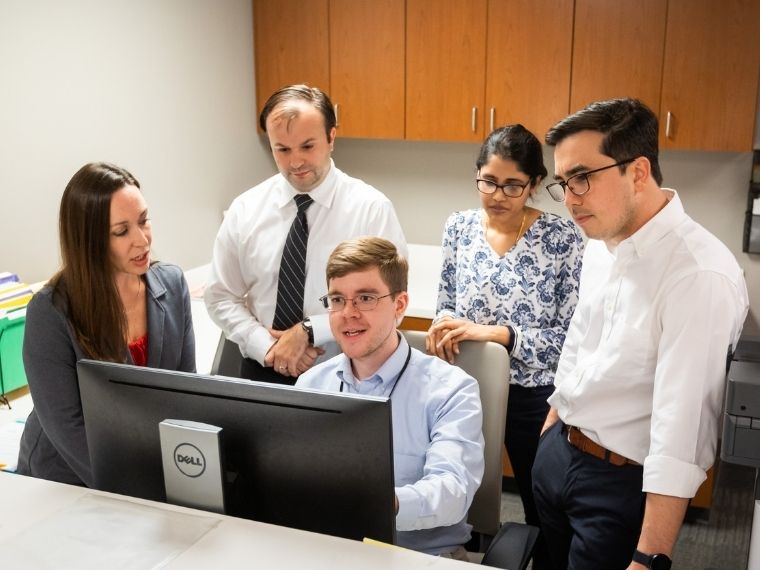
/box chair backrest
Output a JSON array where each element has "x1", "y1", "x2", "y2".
[
  {"x1": 401, "y1": 330, "x2": 509, "y2": 539},
  {"x1": 210, "y1": 333, "x2": 244, "y2": 377}
]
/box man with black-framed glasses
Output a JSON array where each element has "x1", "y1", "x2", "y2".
[
  {"x1": 297, "y1": 237, "x2": 484, "y2": 560},
  {"x1": 532, "y1": 98, "x2": 748, "y2": 570}
]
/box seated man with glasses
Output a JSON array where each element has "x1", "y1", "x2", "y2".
[
  {"x1": 534, "y1": 98, "x2": 748, "y2": 570},
  {"x1": 296, "y1": 236, "x2": 484, "y2": 561}
]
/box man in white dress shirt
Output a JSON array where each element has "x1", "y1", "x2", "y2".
[
  {"x1": 534, "y1": 98, "x2": 748, "y2": 570},
  {"x1": 205, "y1": 85, "x2": 407, "y2": 385}
]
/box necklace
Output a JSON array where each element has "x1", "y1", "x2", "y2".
[
  {"x1": 124, "y1": 277, "x2": 143, "y2": 313},
  {"x1": 515, "y1": 211, "x2": 527, "y2": 242},
  {"x1": 485, "y1": 209, "x2": 528, "y2": 251}
]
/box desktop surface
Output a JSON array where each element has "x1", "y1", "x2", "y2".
[{"x1": 0, "y1": 472, "x2": 469, "y2": 569}]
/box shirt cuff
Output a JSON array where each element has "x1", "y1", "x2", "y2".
[
  {"x1": 395, "y1": 485, "x2": 423, "y2": 530},
  {"x1": 247, "y1": 326, "x2": 277, "y2": 365},
  {"x1": 509, "y1": 325, "x2": 523, "y2": 356},
  {"x1": 310, "y1": 313, "x2": 333, "y2": 346},
  {"x1": 642, "y1": 454, "x2": 707, "y2": 498},
  {"x1": 433, "y1": 311, "x2": 455, "y2": 325}
]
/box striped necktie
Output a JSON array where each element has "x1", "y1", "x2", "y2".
[{"x1": 272, "y1": 193, "x2": 314, "y2": 331}]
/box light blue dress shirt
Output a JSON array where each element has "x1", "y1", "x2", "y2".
[{"x1": 296, "y1": 334, "x2": 485, "y2": 555}]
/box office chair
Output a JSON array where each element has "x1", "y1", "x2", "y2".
[
  {"x1": 480, "y1": 522, "x2": 539, "y2": 569},
  {"x1": 212, "y1": 329, "x2": 536, "y2": 567},
  {"x1": 401, "y1": 331, "x2": 510, "y2": 542},
  {"x1": 402, "y1": 331, "x2": 539, "y2": 569},
  {"x1": 210, "y1": 333, "x2": 244, "y2": 377}
]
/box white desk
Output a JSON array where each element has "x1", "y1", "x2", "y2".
[
  {"x1": 0, "y1": 472, "x2": 469, "y2": 569},
  {"x1": 406, "y1": 243, "x2": 442, "y2": 320}
]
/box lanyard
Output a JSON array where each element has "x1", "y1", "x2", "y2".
[{"x1": 339, "y1": 344, "x2": 412, "y2": 399}]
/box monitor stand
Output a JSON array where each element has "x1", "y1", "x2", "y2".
[{"x1": 159, "y1": 419, "x2": 225, "y2": 514}]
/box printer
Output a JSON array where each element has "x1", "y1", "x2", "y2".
[{"x1": 722, "y1": 339, "x2": 760, "y2": 569}]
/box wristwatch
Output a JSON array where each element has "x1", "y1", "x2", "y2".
[
  {"x1": 632, "y1": 549, "x2": 672, "y2": 570},
  {"x1": 301, "y1": 317, "x2": 314, "y2": 345}
]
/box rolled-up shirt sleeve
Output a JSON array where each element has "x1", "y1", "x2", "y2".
[{"x1": 644, "y1": 271, "x2": 746, "y2": 497}]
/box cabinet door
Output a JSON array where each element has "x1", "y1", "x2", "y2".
[
  {"x1": 406, "y1": 0, "x2": 487, "y2": 142},
  {"x1": 660, "y1": 0, "x2": 760, "y2": 151},
  {"x1": 330, "y1": 0, "x2": 405, "y2": 139},
  {"x1": 253, "y1": 0, "x2": 330, "y2": 120},
  {"x1": 486, "y1": 0, "x2": 573, "y2": 140},
  {"x1": 570, "y1": 0, "x2": 666, "y2": 117}
]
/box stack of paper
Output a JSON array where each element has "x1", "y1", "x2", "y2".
[
  {"x1": 0, "y1": 272, "x2": 32, "y2": 398},
  {"x1": 0, "y1": 280, "x2": 32, "y2": 314}
]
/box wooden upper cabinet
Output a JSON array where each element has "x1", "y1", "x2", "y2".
[
  {"x1": 406, "y1": 0, "x2": 487, "y2": 142},
  {"x1": 570, "y1": 0, "x2": 666, "y2": 116},
  {"x1": 253, "y1": 0, "x2": 330, "y2": 121},
  {"x1": 330, "y1": 0, "x2": 405, "y2": 139},
  {"x1": 660, "y1": 0, "x2": 760, "y2": 151},
  {"x1": 486, "y1": 0, "x2": 573, "y2": 141}
]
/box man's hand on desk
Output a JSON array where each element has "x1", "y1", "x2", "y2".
[{"x1": 265, "y1": 325, "x2": 324, "y2": 377}]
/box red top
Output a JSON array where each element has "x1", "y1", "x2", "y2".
[{"x1": 128, "y1": 334, "x2": 149, "y2": 367}]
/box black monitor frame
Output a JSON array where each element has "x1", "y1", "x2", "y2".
[{"x1": 77, "y1": 360, "x2": 396, "y2": 543}]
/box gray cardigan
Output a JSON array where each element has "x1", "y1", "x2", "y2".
[{"x1": 16, "y1": 262, "x2": 195, "y2": 486}]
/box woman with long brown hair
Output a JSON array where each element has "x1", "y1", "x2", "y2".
[{"x1": 17, "y1": 162, "x2": 195, "y2": 486}]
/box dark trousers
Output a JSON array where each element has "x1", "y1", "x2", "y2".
[
  {"x1": 241, "y1": 357, "x2": 298, "y2": 386},
  {"x1": 531, "y1": 421, "x2": 645, "y2": 570},
  {"x1": 504, "y1": 383, "x2": 553, "y2": 570}
]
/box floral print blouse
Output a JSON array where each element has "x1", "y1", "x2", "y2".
[{"x1": 436, "y1": 209, "x2": 584, "y2": 388}]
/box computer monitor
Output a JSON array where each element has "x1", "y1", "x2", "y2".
[{"x1": 77, "y1": 360, "x2": 396, "y2": 543}]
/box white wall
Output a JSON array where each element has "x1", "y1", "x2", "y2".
[
  {"x1": 0, "y1": 0, "x2": 270, "y2": 283},
  {"x1": 334, "y1": 139, "x2": 760, "y2": 334}
]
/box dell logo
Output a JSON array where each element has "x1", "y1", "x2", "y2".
[{"x1": 173, "y1": 443, "x2": 206, "y2": 478}]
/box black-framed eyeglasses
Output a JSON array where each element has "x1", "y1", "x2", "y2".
[
  {"x1": 319, "y1": 292, "x2": 395, "y2": 312},
  {"x1": 475, "y1": 176, "x2": 531, "y2": 198},
  {"x1": 545, "y1": 159, "x2": 635, "y2": 202}
]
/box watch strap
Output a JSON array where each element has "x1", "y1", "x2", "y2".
[
  {"x1": 301, "y1": 318, "x2": 314, "y2": 345},
  {"x1": 633, "y1": 549, "x2": 672, "y2": 570},
  {"x1": 632, "y1": 550, "x2": 653, "y2": 567}
]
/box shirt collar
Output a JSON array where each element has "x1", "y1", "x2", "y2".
[
  {"x1": 337, "y1": 333, "x2": 409, "y2": 393},
  {"x1": 276, "y1": 159, "x2": 337, "y2": 209},
  {"x1": 611, "y1": 188, "x2": 685, "y2": 259}
]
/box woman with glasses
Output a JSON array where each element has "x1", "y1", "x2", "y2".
[
  {"x1": 426, "y1": 125, "x2": 583, "y2": 567},
  {"x1": 16, "y1": 162, "x2": 195, "y2": 487}
]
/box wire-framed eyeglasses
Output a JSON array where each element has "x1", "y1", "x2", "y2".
[
  {"x1": 319, "y1": 292, "x2": 395, "y2": 312},
  {"x1": 475, "y1": 176, "x2": 532, "y2": 198},
  {"x1": 545, "y1": 159, "x2": 635, "y2": 202}
]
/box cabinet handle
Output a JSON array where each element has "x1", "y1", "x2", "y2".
[
  {"x1": 489, "y1": 108, "x2": 495, "y2": 132},
  {"x1": 334, "y1": 104, "x2": 340, "y2": 128},
  {"x1": 471, "y1": 107, "x2": 478, "y2": 133},
  {"x1": 665, "y1": 111, "x2": 673, "y2": 139}
]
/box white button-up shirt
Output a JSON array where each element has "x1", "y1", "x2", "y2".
[
  {"x1": 204, "y1": 161, "x2": 407, "y2": 365},
  {"x1": 549, "y1": 190, "x2": 748, "y2": 498}
]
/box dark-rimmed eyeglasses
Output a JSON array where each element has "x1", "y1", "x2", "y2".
[
  {"x1": 475, "y1": 177, "x2": 531, "y2": 198},
  {"x1": 319, "y1": 292, "x2": 395, "y2": 312},
  {"x1": 545, "y1": 159, "x2": 635, "y2": 202}
]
